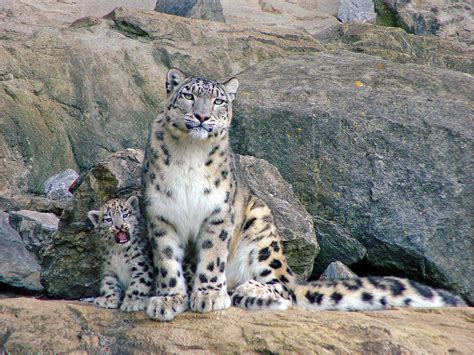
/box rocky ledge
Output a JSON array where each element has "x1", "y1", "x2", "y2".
[{"x1": 0, "y1": 298, "x2": 472, "y2": 353}]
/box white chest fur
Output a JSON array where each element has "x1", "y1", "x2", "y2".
[
  {"x1": 108, "y1": 252, "x2": 132, "y2": 290},
  {"x1": 147, "y1": 141, "x2": 225, "y2": 243}
]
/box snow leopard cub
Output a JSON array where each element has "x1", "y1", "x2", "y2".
[{"x1": 88, "y1": 196, "x2": 154, "y2": 312}]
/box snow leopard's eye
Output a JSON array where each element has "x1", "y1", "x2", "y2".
[
  {"x1": 122, "y1": 212, "x2": 130, "y2": 219},
  {"x1": 104, "y1": 216, "x2": 112, "y2": 223},
  {"x1": 183, "y1": 93, "x2": 194, "y2": 101},
  {"x1": 214, "y1": 98, "x2": 224, "y2": 105}
]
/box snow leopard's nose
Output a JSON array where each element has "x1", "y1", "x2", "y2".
[{"x1": 194, "y1": 113, "x2": 210, "y2": 123}]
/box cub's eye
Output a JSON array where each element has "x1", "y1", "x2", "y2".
[
  {"x1": 214, "y1": 99, "x2": 224, "y2": 105},
  {"x1": 104, "y1": 216, "x2": 112, "y2": 223},
  {"x1": 122, "y1": 212, "x2": 130, "y2": 219},
  {"x1": 183, "y1": 93, "x2": 194, "y2": 100}
]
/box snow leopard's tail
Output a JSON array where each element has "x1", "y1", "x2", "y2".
[
  {"x1": 231, "y1": 276, "x2": 466, "y2": 311},
  {"x1": 291, "y1": 276, "x2": 466, "y2": 311}
]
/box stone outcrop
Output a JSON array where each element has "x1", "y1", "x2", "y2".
[
  {"x1": 0, "y1": 298, "x2": 472, "y2": 353},
  {"x1": 230, "y1": 52, "x2": 473, "y2": 303},
  {"x1": 221, "y1": 0, "x2": 340, "y2": 36},
  {"x1": 317, "y1": 23, "x2": 474, "y2": 74},
  {"x1": 8, "y1": 210, "x2": 59, "y2": 264},
  {"x1": 382, "y1": 0, "x2": 473, "y2": 46},
  {"x1": 0, "y1": 5, "x2": 326, "y2": 197},
  {"x1": 0, "y1": 212, "x2": 43, "y2": 292},
  {"x1": 41, "y1": 150, "x2": 317, "y2": 298}
]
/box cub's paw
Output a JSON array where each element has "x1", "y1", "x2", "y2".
[
  {"x1": 94, "y1": 296, "x2": 120, "y2": 309},
  {"x1": 120, "y1": 296, "x2": 147, "y2": 312},
  {"x1": 146, "y1": 294, "x2": 188, "y2": 321},
  {"x1": 190, "y1": 289, "x2": 231, "y2": 313}
]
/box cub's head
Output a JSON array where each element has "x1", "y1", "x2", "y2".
[
  {"x1": 87, "y1": 196, "x2": 140, "y2": 245},
  {"x1": 165, "y1": 68, "x2": 239, "y2": 140}
]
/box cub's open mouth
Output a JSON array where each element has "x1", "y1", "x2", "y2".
[{"x1": 114, "y1": 231, "x2": 130, "y2": 244}]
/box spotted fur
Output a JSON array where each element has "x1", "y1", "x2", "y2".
[
  {"x1": 87, "y1": 196, "x2": 154, "y2": 312},
  {"x1": 142, "y1": 69, "x2": 466, "y2": 321}
]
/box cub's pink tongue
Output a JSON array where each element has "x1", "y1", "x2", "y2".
[{"x1": 115, "y1": 231, "x2": 129, "y2": 244}]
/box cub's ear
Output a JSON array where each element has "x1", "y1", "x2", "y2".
[
  {"x1": 126, "y1": 195, "x2": 140, "y2": 212},
  {"x1": 223, "y1": 77, "x2": 239, "y2": 102},
  {"x1": 87, "y1": 210, "x2": 100, "y2": 227},
  {"x1": 166, "y1": 68, "x2": 186, "y2": 96}
]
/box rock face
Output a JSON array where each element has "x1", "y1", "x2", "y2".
[
  {"x1": 0, "y1": 5, "x2": 326, "y2": 196},
  {"x1": 155, "y1": 0, "x2": 225, "y2": 22},
  {"x1": 221, "y1": 0, "x2": 340, "y2": 36},
  {"x1": 338, "y1": 0, "x2": 377, "y2": 23},
  {"x1": 0, "y1": 212, "x2": 43, "y2": 292},
  {"x1": 41, "y1": 150, "x2": 317, "y2": 298},
  {"x1": 230, "y1": 52, "x2": 473, "y2": 303},
  {"x1": 317, "y1": 23, "x2": 474, "y2": 74},
  {"x1": 8, "y1": 210, "x2": 59, "y2": 264},
  {"x1": 383, "y1": 0, "x2": 473, "y2": 46},
  {"x1": 235, "y1": 155, "x2": 318, "y2": 279},
  {"x1": 0, "y1": 298, "x2": 473, "y2": 353}
]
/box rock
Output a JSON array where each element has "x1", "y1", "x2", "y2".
[
  {"x1": 155, "y1": 0, "x2": 225, "y2": 22},
  {"x1": 338, "y1": 0, "x2": 377, "y2": 23},
  {"x1": 0, "y1": 194, "x2": 72, "y2": 216},
  {"x1": 221, "y1": 0, "x2": 340, "y2": 36},
  {"x1": 44, "y1": 169, "x2": 79, "y2": 201},
  {"x1": 41, "y1": 149, "x2": 144, "y2": 299},
  {"x1": 0, "y1": 5, "x2": 326, "y2": 196},
  {"x1": 319, "y1": 261, "x2": 358, "y2": 280},
  {"x1": 0, "y1": 298, "x2": 473, "y2": 353},
  {"x1": 8, "y1": 210, "x2": 59, "y2": 263},
  {"x1": 0, "y1": 212, "x2": 43, "y2": 292},
  {"x1": 235, "y1": 155, "x2": 318, "y2": 280},
  {"x1": 230, "y1": 52, "x2": 473, "y2": 304},
  {"x1": 382, "y1": 0, "x2": 473, "y2": 47},
  {"x1": 312, "y1": 216, "x2": 366, "y2": 278},
  {"x1": 317, "y1": 23, "x2": 474, "y2": 74}
]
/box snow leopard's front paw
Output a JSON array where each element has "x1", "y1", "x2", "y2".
[
  {"x1": 190, "y1": 289, "x2": 231, "y2": 313},
  {"x1": 94, "y1": 296, "x2": 120, "y2": 309},
  {"x1": 146, "y1": 294, "x2": 188, "y2": 321},
  {"x1": 120, "y1": 296, "x2": 147, "y2": 312}
]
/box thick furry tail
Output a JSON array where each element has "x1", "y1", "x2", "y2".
[{"x1": 292, "y1": 276, "x2": 466, "y2": 311}]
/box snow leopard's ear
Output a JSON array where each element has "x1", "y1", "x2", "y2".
[
  {"x1": 87, "y1": 210, "x2": 100, "y2": 227},
  {"x1": 166, "y1": 68, "x2": 186, "y2": 96},
  {"x1": 126, "y1": 195, "x2": 140, "y2": 213},
  {"x1": 223, "y1": 77, "x2": 239, "y2": 102}
]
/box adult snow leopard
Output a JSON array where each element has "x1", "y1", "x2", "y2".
[{"x1": 142, "y1": 68, "x2": 465, "y2": 321}]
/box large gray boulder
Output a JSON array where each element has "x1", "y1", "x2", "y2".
[
  {"x1": 0, "y1": 212, "x2": 43, "y2": 292},
  {"x1": 230, "y1": 52, "x2": 473, "y2": 303}
]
